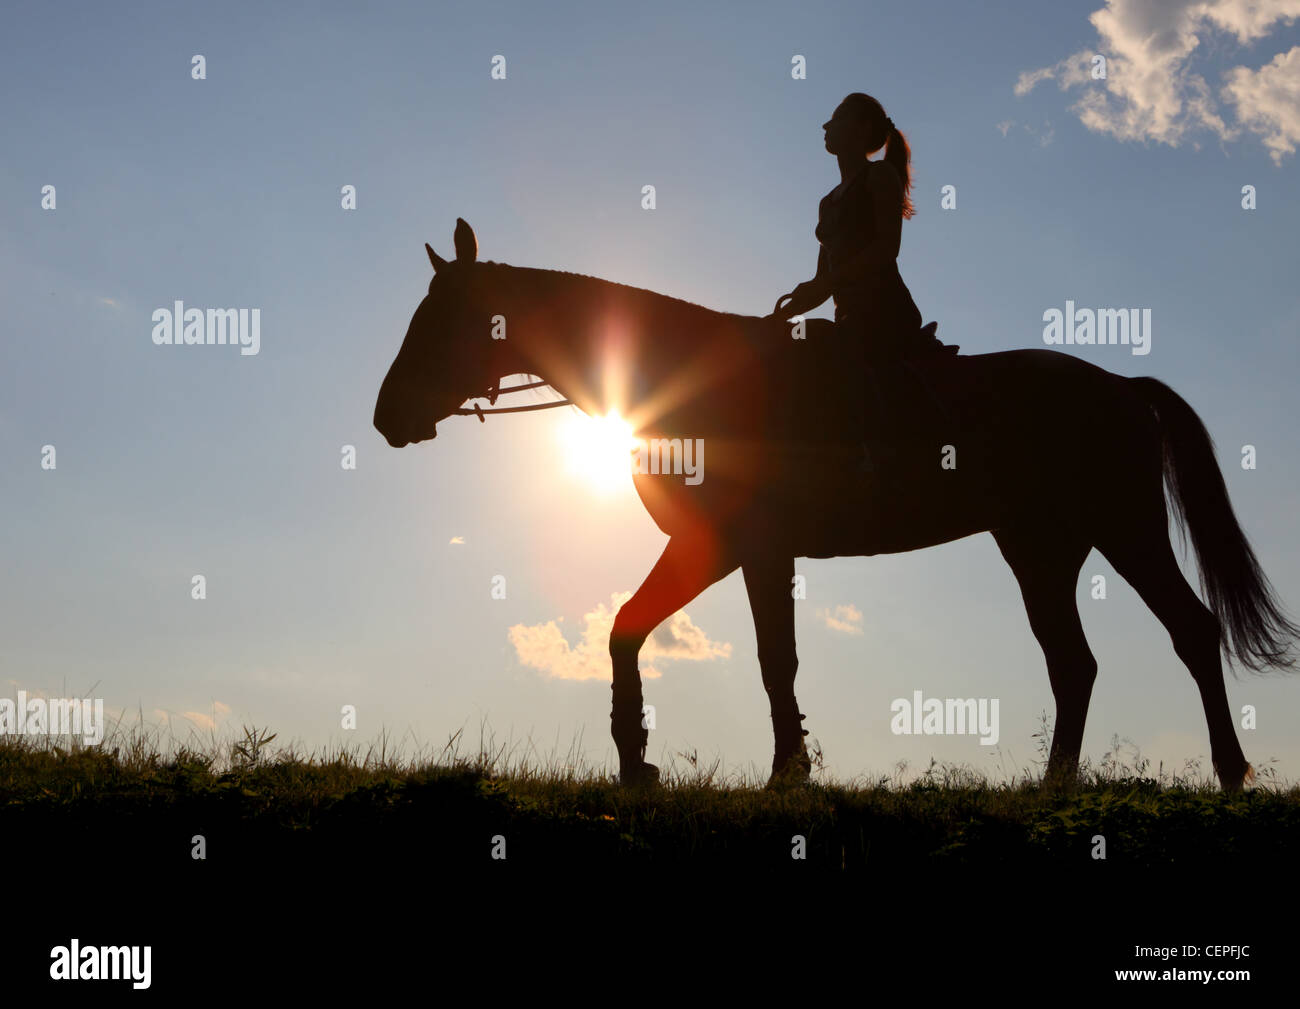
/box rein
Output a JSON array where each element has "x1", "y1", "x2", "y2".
[{"x1": 451, "y1": 378, "x2": 573, "y2": 423}]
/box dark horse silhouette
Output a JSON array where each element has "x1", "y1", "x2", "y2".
[{"x1": 375, "y1": 219, "x2": 1297, "y2": 791}]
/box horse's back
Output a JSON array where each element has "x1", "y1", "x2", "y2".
[
  {"x1": 632, "y1": 315, "x2": 1141, "y2": 549},
  {"x1": 740, "y1": 319, "x2": 1124, "y2": 446}
]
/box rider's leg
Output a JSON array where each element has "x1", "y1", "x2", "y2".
[{"x1": 861, "y1": 339, "x2": 905, "y2": 476}]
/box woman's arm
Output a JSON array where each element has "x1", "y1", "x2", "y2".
[
  {"x1": 773, "y1": 247, "x2": 832, "y2": 318},
  {"x1": 804, "y1": 245, "x2": 834, "y2": 305},
  {"x1": 774, "y1": 165, "x2": 906, "y2": 318}
]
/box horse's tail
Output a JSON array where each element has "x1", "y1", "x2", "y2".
[{"x1": 1132, "y1": 376, "x2": 1299, "y2": 672}]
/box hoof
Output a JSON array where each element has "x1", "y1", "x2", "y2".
[
  {"x1": 1222, "y1": 762, "x2": 1256, "y2": 792},
  {"x1": 766, "y1": 751, "x2": 812, "y2": 790},
  {"x1": 1041, "y1": 762, "x2": 1082, "y2": 792},
  {"x1": 619, "y1": 761, "x2": 660, "y2": 788}
]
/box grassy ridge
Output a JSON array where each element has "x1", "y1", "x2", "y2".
[{"x1": 2, "y1": 722, "x2": 1297, "y2": 872}]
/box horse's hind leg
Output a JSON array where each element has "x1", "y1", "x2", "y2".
[
  {"x1": 609, "y1": 531, "x2": 739, "y2": 786},
  {"x1": 1096, "y1": 516, "x2": 1253, "y2": 791},
  {"x1": 994, "y1": 527, "x2": 1095, "y2": 789},
  {"x1": 741, "y1": 553, "x2": 810, "y2": 785}
]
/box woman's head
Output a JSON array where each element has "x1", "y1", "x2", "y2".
[{"x1": 823, "y1": 93, "x2": 915, "y2": 219}]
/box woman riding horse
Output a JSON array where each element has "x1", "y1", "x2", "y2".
[{"x1": 773, "y1": 93, "x2": 941, "y2": 470}]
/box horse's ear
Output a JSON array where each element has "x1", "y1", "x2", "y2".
[
  {"x1": 453, "y1": 218, "x2": 478, "y2": 263},
  {"x1": 425, "y1": 242, "x2": 448, "y2": 272}
]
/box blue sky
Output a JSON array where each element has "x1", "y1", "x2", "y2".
[{"x1": 2, "y1": 0, "x2": 1298, "y2": 784}]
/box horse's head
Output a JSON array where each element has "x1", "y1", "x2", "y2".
[{"x1": 374, "y1": 218, "x2": 496, "y2": 447}]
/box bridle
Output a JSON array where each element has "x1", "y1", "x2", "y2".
[{"x1": 450, "y1": 377, "x2": 573, "y2": 423}]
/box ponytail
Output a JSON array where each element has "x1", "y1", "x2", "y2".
[
  {"x1": 842, "y1": 92, "x2": 915, "y2": 219},
  {"x1": 884, "y1": 124, "x2": 915, "y2": 219}
]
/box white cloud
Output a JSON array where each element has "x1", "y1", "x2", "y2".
[
  {"x1": 1016, "y1": 0, "x2": 1300, "y2": 160},
  {"x1": 1223, "y1": 45, "x2": 1300, "y2": 163},
  {"x1": 508, "y1": 591, "x2": 731, "y2": 681},
  {"x1": 179, "y1": 701, "x2": 231, "y2": 731},
  {"x1": 820, "y1": 603, "x2": 864, "y2": 635},
  {"x1": 1015, "y1": 53, "x2": 1093, "y2": 97},
  {"x1": 449, "y1": 536, "x2": 465, "y2": 545}
]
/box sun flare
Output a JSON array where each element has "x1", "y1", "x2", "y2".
[{"x1": 559, "y1": 409, "x2": 640, "y2": 493}]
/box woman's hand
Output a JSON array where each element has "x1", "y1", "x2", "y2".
[
  {"x1": 771, "y1": 280, "x2": 823, "y2": 320},
  {"x1": 771, "y1": 292, "x2": 798, "y2": 319}
]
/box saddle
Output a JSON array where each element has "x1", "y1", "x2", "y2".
[
  {"x1": 910, "y1": 321, "x2": 959, "y2": 358},
  {"x1": 752, "y1": 315, "x2": 959, "y2": 451}
]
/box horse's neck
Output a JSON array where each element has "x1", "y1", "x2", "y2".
[{"x1": 487, "y1": 263, "x2": 725, "y2": 415}]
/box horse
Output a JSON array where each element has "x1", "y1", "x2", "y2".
[{"x1": 374, "y1": 218, "x2": 1297, "y2": 791}]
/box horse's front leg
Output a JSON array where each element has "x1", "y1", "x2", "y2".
[
  {"x1": 609, "y1": 531, "x2": 738, "y2": 786},
  {"x1": 609, "y1": 639, "x2": 653, "y2": 786},
  {"x1": 742, "y1": 554, "x2": 811, "y2": 786}
]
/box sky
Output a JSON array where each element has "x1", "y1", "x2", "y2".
[{"x1": 2, "y1": 0, "x2": 1298, "y2": 786}]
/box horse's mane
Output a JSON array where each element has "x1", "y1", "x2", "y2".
[{"x1": 479, "y1": 261, "x2": 755, "y2": 324}]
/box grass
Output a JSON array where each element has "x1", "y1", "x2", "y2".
[{"x1": 2, "y1": 711, "x2": 1296, "y2": 872}]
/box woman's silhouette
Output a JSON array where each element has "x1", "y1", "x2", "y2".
[{"x1": 773, "y1": 93, "x2": 937, "y2": 466}]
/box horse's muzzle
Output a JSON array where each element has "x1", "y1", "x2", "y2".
[{"x1": 382, "y1": 426, "x2": 436, "y2": 448}]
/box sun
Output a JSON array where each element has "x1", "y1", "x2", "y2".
[{"x1": 559, "y1": 409, "x2": 640, "y2": 493}]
